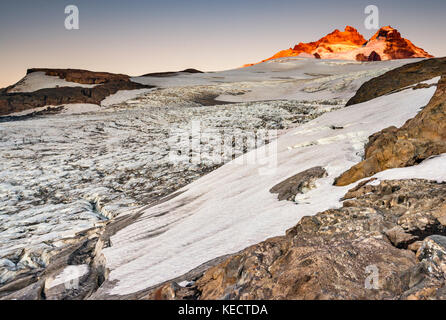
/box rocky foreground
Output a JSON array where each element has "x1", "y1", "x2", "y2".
[
  {"x1": 1, "y1": 57, "x2": 445, "y2": 300},
  {"x1": 2, "y1": 58, "x2": 407, "y2": 299},
  {"x1": 152, "y1": 179, "x2": 446, "y2": 300},
  {"x1": 148, "y1": 58, "x2": 446, "y2": 300}
]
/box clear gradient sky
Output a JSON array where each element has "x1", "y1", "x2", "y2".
[{"x1": 1, "y1": 0, "x2": 445, "y2": 88}]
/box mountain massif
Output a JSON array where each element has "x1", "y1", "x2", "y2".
[
  {"x1": 0, "y1": 33, "x2": 445, "y2": 300},
  {"x1": 244, "y1": 26, "x2": 433, "y2": 66}
]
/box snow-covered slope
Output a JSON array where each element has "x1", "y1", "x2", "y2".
[
  {"x1": 2, "y1": 58, "x2": 413, "y2": 286},
  {"x1": 132, "y1": 58, "x2": 415, "y2": 102},
  {"x1": 6, "y1": 72, "x2": 97, "y2": 93},
  {"x1": 98, "y1": 77, "x2": 441, "y2": 296}
]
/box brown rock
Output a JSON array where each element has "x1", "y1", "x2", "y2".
[
  {"x1": 335, "y1": 72, "x2": 446, "y2": 186},
  {"x1": 0, "y1": 69, "x2": 152, "y2": 116},
  {"x1": 347, "y1": 57, "x2": 446, "y2": 106},
  {"x1": 26, "y1": 68, "x2": 130, "y2": 85},
  {"x1": 369, "y1": 27, "x2": 433, "y2": 60},
  {"x1": 368, "y1": 51, "x2": 381, "y2": 61},
  {"x1": 386, "y1": 226, "x2": 416, "y2": 248},
  {"x1": 150, "y1": 179, "x2": 446, "y2": 300},
  {"x1": 269, "y1": 166, "x2": 327, "y2": 201},
  {"x1": 356, "y1": 53, "x2": 369, "y2": 62}
]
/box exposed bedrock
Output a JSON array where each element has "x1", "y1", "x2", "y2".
[
  {"x1": 0, "y1": 69, "x2": 151, "y2": 116},
  {"x1": 150, "y1": 179, "x2": 446, "y2": 300},
  {"x1": 26, "y1": 68, "x2": 131, "y2": 85},
  {"x1": 335, "y1": 74, "x2": 446, "y2": 186},
  {"x1": 270, "y1": 166, "x2": 327, "y2": 201},
  {"x1": 346, "y1": 57, "x2": 446, "y2": 106}
]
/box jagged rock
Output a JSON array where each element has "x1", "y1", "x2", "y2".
[
  {"x1": 149, "y1": 179, "x2": 446, "y2": 300},
  {"x1": 0, "y1": 280, "x2": 44, "y2": 300},
  {"x1": 417, "y1": 235, "x2": 446, "y2": 278},
  {"x1": 245, "y1": 25, "x2": 432, "y2": 66},
  {"x1": 335, "y1": 74, "x2": 446, "y2": 186},
  {"x1": 269, "y1": 166, "x2": 327, "y2": 201},
  {"x1": 341, "y1": 178, "x2": 377, "y2": 200},
  {"x1": 369, "y1": 26, "x2": 432, "y2": 60},
  {"x1": 401, "y1": 235, "x2": 446, "y2": 299},
  {"x1": 368, "y1": 51, "x2": 382, "y2": 61},
  {"x1": 386, "y1": 226, "x2": 416, "y2": 248},
  {"x1": 44, "y1": 265, "x2": 91, "y2": 300},
  {"x1": 355, "y1": 51, "x2": 381, "y2": 62}
]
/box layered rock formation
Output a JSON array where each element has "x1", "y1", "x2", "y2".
[
  {"x1": 26, "y1": 68, "x2": 130, "y2": 85},
  {"x1": 244, "y1": 26, "x2": 433, "y2": 66},
  {"x1": 367, "y1": 26, "x2": 432, "y2": 60},
  {"x1": 150, "y1": 179, "x2": 446, "y2": 300},
  {"x1": 0, "y1": 69, "x2": 150, "y2": 116},
  {"x1": 335, "y1": 60, "x2": 446, "y2": 186}
]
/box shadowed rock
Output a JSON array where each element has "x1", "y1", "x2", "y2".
[
  {"x1": 346, "y1": 57, "x2": 446, "y2": 106},
  {"x1": 270, "y1": 166, "x2": 327, "y2": 201}
]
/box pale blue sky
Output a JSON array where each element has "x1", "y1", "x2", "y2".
[{"x1": 1, "y1": 0, "x2": 445, "y2": 87}]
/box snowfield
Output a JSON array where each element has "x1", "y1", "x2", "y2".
[
  {"x1": 0, "y1": 58, "x2": 418, "y2": 285},
  {"x1": 101, "y1": 76, "x2": 441, "y2": 296}
]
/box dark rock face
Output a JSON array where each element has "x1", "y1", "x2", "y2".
[
  {"x1": 26, "y1": 68, "x2": 131, "y2": 85},
  {"x1": 0, "y1": 69, "x2": 151, "y2": 116},
  {"x1": 355, "y1": 51, "x2": 381, "y2": 62},
  {"x1": 270, "y1": 166, "x2": 327, "y2": 201},
  {"x1": 347, "y1": 57, "x2": 446, "y2": 106},
  {"x1": 335, "y1": 74, "x2": 446, "y2": 186},
  {"x1": 368, "y1": 51, "x2": 381, "y2": 61},
  {"x1": 149, "y1": 179, "x2": 446, "y2": 300},
  {"x1": 141, "y1": 68, "x2": 204, "y2": 77}
]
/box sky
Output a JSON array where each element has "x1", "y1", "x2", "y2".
[{"x1": 0, "y1": 0, "x2": 445, "y2": 88}]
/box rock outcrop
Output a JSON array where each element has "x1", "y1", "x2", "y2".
[
  {"x1": 149, "y1": 179, "x2": 446, "y2": 300},
  {"x1": 244, "y1": 26, "x2": 432, "y2": 66},
  {"x1": 26, "y1": 68, "x2": 130, "y2": 85},
  {"x1": 270, "y1": 166, "x2": 327, "y2": 201},
  {"x1": 346, "y1": 57, "x2": 446, "y2": 106},
  {"x1": 368, "y1": 26, "x2": 433, "y2": 60},
  {"x1": 0, "y1": 69, "x2": 151, "y2": 116},
  {"x1": 335, "y1": 67, "x2": 446, "y2": 186},
  {"x1": 141, "y1": 68, "x2": 204, "y2": 77}
]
